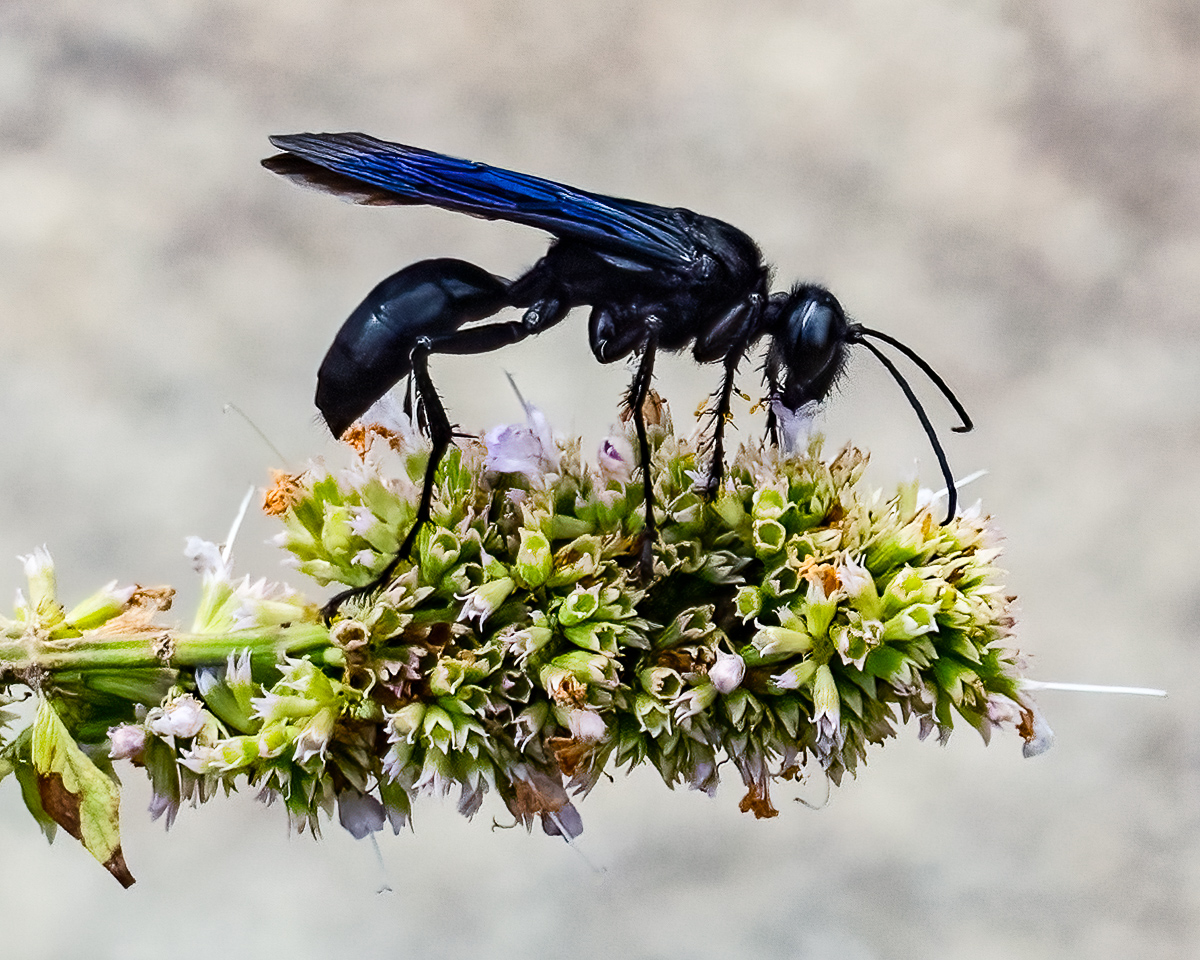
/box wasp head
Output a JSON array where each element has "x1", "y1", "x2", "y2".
[
  {"x1": 764, "y1": 284, "x2": 852, "y2": 411},
  {"x1": 763, "y1": 284, "x2": 974, "y2": 524}
]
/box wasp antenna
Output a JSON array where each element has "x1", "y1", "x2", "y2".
[
  {"x1": 854, "y1": 327, "x2": 973, "y2": 433},
  {"x1": 855, "y1": 337, "x2": 958, "y2": 524},
  {"x1": 222, "y1": 403, "x2": 291, "y2": 464},
  {"x1": 504, "y1": 370, "x2": 533, "y2": 416}
]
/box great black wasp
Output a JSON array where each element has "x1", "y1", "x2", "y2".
[{"x1": 264, "y1": 132, "x2": 971, "y2": 602}]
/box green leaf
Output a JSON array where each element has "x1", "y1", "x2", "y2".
[{"x1": 31, "y1": 698, "x2": 135, "y2": 887}]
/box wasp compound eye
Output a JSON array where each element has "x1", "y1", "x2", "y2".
[{"x1": 798, "y1": 300, "x2": 836, "y2": 354}]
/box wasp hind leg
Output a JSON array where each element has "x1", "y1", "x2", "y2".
[
  {"x1": 320, "y1": 338, "x2": 454, "y2": 621},
  {"x1": 625, "y1": 332, "x2": 660, "y2": 581}
]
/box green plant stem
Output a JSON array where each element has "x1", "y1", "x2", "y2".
[{"x1": 0, "y1": 623, "x2": 336, "y2": 678}]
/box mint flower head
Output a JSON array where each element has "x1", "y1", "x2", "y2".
[
  {"x1": 262, "y1": 397, "x2": 1039, "y2": 815},
  {"x1": 0, "y1": 394, "x2": 1054, "y2": 883}
]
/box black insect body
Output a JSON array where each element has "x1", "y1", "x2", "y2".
[{"x1": 264, "y1": 132, "x2": 971, "y2": 603}]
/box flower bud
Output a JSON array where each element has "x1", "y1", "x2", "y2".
[
  {"x1": 502, "y1": 624, "x2": 553, "y2": 663},
  {"x1": 812, "y1": 663, "x2": 842, "y2": 764},
  {"x1": 195, "y1": 651, "x2": 259, "y2": 734},
  {"x1": 67, "y1": 581, "x2": 137, "y2": 630},
  {"x1": 771, "y1": 659, "x2": 817, "y2": 691},
  {"x1": 19, "y1": 547, "x2": 63, "y2": 627},
  {"x1": 633, "y1": 692, "x2": 670, "y2": 735},
  {"x1": 866, "y1": 516, "x2": 930, "y2": 574},
  {"x1": 710, "y1": 493, "x2": 746, "y2": 528},
  {"x1": 294, "y1": 705, "x2": 338, "y2": 764},
  {"x1": 514, "y1": 702, "x2": 550, "y2": 749},
  {"x1": 752, "y1": 624, "x2": 813, "y2": 657},
  {"x1": 457, "y1": 576, "x2": 516, "y2": 628},
  {"x1": 389, "y1": 701, "x2": 428, "y2": 741},
  {"x1": 515, "y1": 529, "x2": 553, "y2": 589},
  {"x1": 802, "y1": 575, "x2": 839, "y2": 639},
  {"x1": 421, "y1": 704, "x2": 456, "y2": 752},
  {"x1": 881, "y1": 603, "x2": 939, "y2": 642},
  {"x1": 545, "y1": 535, "x2": 603, "y2": 587},
  {"x1": 638, "y1": 665, "x2": 683, "y2": 699},
  {"x1": 421, "y1": 528, "x2": 461, "y2": 582},
  {"x1": 672, "y1": 682, "x2": 718, "y2": 720}
]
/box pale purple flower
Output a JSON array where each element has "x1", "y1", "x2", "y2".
[
  {"x1": 989, "y1": 694, "x2": 1055, "y2": 758},
  {"x1": 485, "y1": 386, "x2": 560, "y2": 479},
  {"x1": 483, "y1": 422, "x2": 548, "y2": 479},
  {"x1": 146, "y1": 694, "x2": 206, "y2": 740},
  {"x1": 184, "y1": 537, "x2": 230, "y2": 581},
  {"x1": 337, "y1": 789, "x2": 386, "y2": 839},
  {"x1": 769, "y1": 398, "x2": 818, "y2": 453},
  {"x1": 597, "y1": 436, "x2": 634, "y2": 482},
  {"x1": 687, "y1": 759, "x2": 720, "y2": 797},
  {"x1": 541, "y1": 802, "x2": 583, "y2": 840},
  {"x1": 708, "y1": 649, "x2": 746, "y2": 694},
  {"x1": 148, "y1": 790, "x2": 179, "y2": 828},
  {"x1": 1022, "y1": 710, "x2": 1055, "y2": 758},
  {"x1": 565, "y1": 707, "x2": 607, "y2": 742},
  {"x1": 458, "y1": 782, "x2": 486, "y2": 819},
  {"x1": 108, "y1": 723, "x2": 148, "y2": 761}
]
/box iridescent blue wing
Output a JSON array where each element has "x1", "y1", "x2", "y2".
[{"x1": 264, "y1": 132, "x2": 698, "y2": 267}]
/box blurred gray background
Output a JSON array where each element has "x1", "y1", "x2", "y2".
[{"x1": 1, "y1": 1, "x2": 1197, "y2": 957}]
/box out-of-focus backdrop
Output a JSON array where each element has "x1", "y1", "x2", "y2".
[{"x1": 1, "y1": 2, "x2": 1197, "y2": 957}]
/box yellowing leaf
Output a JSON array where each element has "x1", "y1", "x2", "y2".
[{"x1": 31, "y1": 698, "x2": 135, "y2": 887}]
